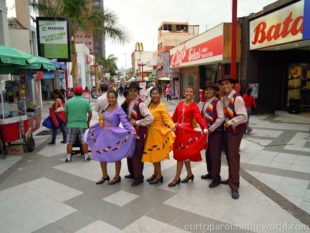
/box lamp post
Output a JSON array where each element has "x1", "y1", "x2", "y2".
[
  {"x1": 138, "y1": 60, "x2": 146, "y2": 81},
  {"x1": 93, "y1": 62, "x2": 98, "y2": 86},
  {"x1": 122, "y1": 53, "x2": 127, "y2": 79},
  {"x1": 231, "y1": 0, "x2": 237, "y2": 80}
]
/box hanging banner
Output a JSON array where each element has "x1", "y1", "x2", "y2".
[{"x1": 36, "y1": 17, "x2": 71, "y2": 61}]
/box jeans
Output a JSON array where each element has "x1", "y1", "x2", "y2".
[{"x1": 51, "y1": 117, "x2": 67, "y2": 143}]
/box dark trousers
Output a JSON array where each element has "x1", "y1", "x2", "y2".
[
  {"x1": 205, "y1": 130, "x2": 223, "y2": 182},
  {"x1": 127, "y1": 137, "x2": 145, "y2": 181},
  {"x1": 166, "y1": 95, "x2": 171, "y2": 101},
  {"x1": 224, "y1": 130, "x2": 244, "y2": 191},
  {"x1": 51, "y1": 118, "x2": 67, "y2": 143}
]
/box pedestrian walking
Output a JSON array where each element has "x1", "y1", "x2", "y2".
[
  {"x1": 121, "y1": 89, "x2": 130, "y2": 115},
  {"x1": 48, "y1": 90, "x2": 67, "y2": 145},
  {"x1": 242, "y1": 88, "x2": 256, "y2": 133},
  {"x1": 64, "y1": 85, "x2": 92, "y2": 162},
  {"x1": 126, "y1": 82, "x2": 154, "y2": 187},
  {"x1": 168, "y1": 87, "x2": 208, "y2": 187},
  {"x1": 86, "y1": 90, "x2": 136, "y2": 185},
  {"x1": 94, "y1": 84, "x2": 109, "y2": 114},
  {"x1": 201, "y1": 82, "x2": 225, "y2": 188},
  {"x1": 219, "y1": 76, "x2": 247, "y2": 199},
  {"x1": 142, "y1": 88, "x2": 175, "y2": 184},
  {"x1": 165, "y1": 84, "x2": 172, "y2": 101}
]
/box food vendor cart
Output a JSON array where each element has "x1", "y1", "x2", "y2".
[{"x1": 0, "y1": 45, "x2": 56, "y2": 158}]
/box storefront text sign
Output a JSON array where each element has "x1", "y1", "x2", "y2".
[
  {"x1": 250, "y1": 0, "x2": 310, "y2": 50},
  {"x1": 170, "y1": 35, "x2": 223, "y2": 68}
]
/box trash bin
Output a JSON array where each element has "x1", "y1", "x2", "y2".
[
  {"x1": 288, "y1": 99, "x2": 300, "y2": 114},
  {"x1": 199, "y1": 89, "x2": 205, "y2": 102}
]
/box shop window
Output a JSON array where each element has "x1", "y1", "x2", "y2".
[{"x1": 287, "y1": 64, "x2": 310, "y2": 110}]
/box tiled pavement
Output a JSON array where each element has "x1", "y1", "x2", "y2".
[{"x1": 0, "y1": 99, "x2": 309, "y2": 232}]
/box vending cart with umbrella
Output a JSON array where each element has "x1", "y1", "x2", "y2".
[{"x1": 0, "y1": 45, "x2": 56, "y2": 157}]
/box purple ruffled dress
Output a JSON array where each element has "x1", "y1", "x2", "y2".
[{"x1": 87, "y1": 106, "x2": 135, "y2": 162}]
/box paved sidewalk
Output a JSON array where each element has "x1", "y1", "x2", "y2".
[{"x1": 0, "y1": 98, "x2": 309, "y2": 233}]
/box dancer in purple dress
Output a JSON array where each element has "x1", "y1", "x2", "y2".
[{"x1": 87, "y1": 90, "x2": 136, "y2": 185}]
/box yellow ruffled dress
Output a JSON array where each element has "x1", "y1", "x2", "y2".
[{"x1": 142, "y1": 102, "x2": 175, "y2": 163}]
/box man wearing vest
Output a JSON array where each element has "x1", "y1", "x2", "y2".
[
  {"x1": 126, "y1": 82, "x2": 154, "y2": 186},
  {"x1": 219, "y1": 76, "x2": 247, "y2": 200},
  {"x1": 201, "y1": 82, "x2": 225, "y2": 189}
]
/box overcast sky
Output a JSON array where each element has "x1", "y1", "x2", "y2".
[{"x1": 105, "y1": 0, "x2": 278, "y2": 68}]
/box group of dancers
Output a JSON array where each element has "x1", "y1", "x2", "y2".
[{"x1": 85, "y1": 75, "x2": 248, "y2": 200}]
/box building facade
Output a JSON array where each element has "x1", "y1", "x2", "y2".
[
  {"x1": 74, "y1": 0, "x2": 105, "y2": 57},
  {"x1": 240, "y1": 0, "x2": 310, "y2": 113},
  {"x1": 170, "y1": 23, "x2": 241, "y2": 101},
  {"x1": 0, "y1": 0, "x2": 9, "y2": 45},
  {"x1": 157, "y1": 22, "x2": 199, "y2": 98}
]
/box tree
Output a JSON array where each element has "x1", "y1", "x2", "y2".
[
  {"x1": 96, "y1": 54, "x2": 118, "y2": 77},
  {"x1": 30, "y1": 0, "x2": 128, "y2": 85}
]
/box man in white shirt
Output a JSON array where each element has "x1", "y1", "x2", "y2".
[{"x1": 94, "y1": 84, "x2": 109, "y2": 114}]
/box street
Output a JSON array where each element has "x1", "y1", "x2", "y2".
[{"x1": 0, "y1": 98, "x2": 309, "y2": 233}]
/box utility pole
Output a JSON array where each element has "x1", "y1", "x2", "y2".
[{"x1": 231, "y1": 0, "x2": 237, "y2": 80}]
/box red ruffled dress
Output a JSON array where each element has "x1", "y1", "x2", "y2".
[{"x1": 172, "y1": 101, "x2": 207, "y2": 162}]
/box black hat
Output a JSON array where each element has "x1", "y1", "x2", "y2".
[
  {"x1": 205, "y1": 82, "x2": 219, "y2": 90},
  {"x1": 128, "y1": 82, "x2": 142, "y2": 91},
  {"x1": 218, "y1": 75, "x2": 237, "y2": 84}
]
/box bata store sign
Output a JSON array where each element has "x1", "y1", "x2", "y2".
[
  {"x1": 250, "y1": 0, "x2": 310, "y2": 50},
  {"x1": 170, "y1": 24, "x2": 224, "y2": 68}
]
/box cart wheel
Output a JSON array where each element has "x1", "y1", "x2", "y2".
[
  {"x1": 0, "y1": 137, "x2": 5, "y2": 159},
  {"x1": 25, "y1": 135, "x2": 35, "y2": 152}
]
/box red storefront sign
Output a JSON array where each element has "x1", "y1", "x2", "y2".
[
  {"x1": 250, "y1": 0, "x2": 305, "y2": 50},
  {"x1": 170, "y1": 35, "x2": 223, "y2": 68},
  {"x1": 252, "y1": 13, "x2": 303, "y2": 46}
]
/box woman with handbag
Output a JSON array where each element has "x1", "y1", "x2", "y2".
[
  {"x1": 168, "y1": 87, "x2": 208, "y2": 187},
  {"x1": 48, "y1": 90, "x2": 67, "y2": 145}
]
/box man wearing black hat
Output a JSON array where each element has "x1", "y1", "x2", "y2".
[
  {"x1": 126, "y1": 82, "x2": 154, "y2": 186},
  {"x1": 201, "y1": 82, "x2": 225, "y2": 189},
  {"x1": 219, "y1": 76, "x2": 247, "y2": 200}
]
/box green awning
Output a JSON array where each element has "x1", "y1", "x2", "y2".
[
  {"x1": 0, "y1": 45, "x2": 33, "y2": 65},
  {"x1": 0, "y1": 45, "x2": 56, "y2": 74},
  {"x1": 24, "y1": 56, "x2": 56, "y2": 71}
]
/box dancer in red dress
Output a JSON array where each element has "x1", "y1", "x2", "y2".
[{"x1": 168, "y1": 87, "x2": 208, "y2": 187}]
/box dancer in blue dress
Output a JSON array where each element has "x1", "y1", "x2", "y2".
[{"x1": 87, "y1": 90, "x2": 136, "y2": 185}]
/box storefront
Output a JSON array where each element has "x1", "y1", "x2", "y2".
[
  {"x1": 242, "y1": 0, "x2": 310, "y2": 113},
  {"x1": 170, "y1": 23, "x2": 241, "y2": 101}
]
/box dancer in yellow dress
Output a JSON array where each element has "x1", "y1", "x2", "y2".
[{"x1": 142, "y1": 88, "x2": 175, "y2": 184}]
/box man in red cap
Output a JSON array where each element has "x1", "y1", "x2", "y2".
[{"x1": 64, "y1": 85, "x2": 92, "y2": 162}]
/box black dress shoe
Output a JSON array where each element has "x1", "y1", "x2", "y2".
[
  {"x1": 48, "y1": 142, "x2": 55, "y2": 145},
  {"x1": 131, "y1": 180, "x2": 143, "y2": 187},
  {"x1": 221, "y1": 179, "x2": 229, "y2": 185},
  {"x1": 146, "y1": 174, "x2": 156, "y2": 182},
  {"x1": 232, "y1": 190, "x2": 240, "y2": 199},
  {"x1": 149, "y1": 176, "x2": 163, "y2": 185},
  {"x1": 201, "y1": 173, "x2": 212, "y2": 180},
  {"x1": 108, "y1": 177, "x2": 121, "y2": 185},
  {"x1": 96, "y1": 176, "x2": 110, "y2": 185},
  {"x1": 209, "y1": 180, "x2": 221, "y2": 188},
  {"x1": 61, "y1": 140, "x2": 67, "y2": 144},
  {"x1": 181, "y1": 175, "x2": 194, "y2": 183},
  {"x1": 168, "y1": 178, "x2": 181, "y2": 187},
  {"x1": 125, "y1": 174, "x2": 134, "y2": 179}
]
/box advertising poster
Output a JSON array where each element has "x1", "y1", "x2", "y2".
[{"x1": 36, "y1": 17, "x2": 71, "y2": 61}]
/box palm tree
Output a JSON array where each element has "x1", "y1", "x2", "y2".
[
  {"x1": 30, "y1": 0, "x2": 128, "y2": 85},
  {"x1": 96, "y1": 54, "x2": 118, "y2": 77}
]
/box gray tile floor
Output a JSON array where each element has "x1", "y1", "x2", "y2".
[{"x1": 0, "y1": 99, "x2": 310, "y2": 233}]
